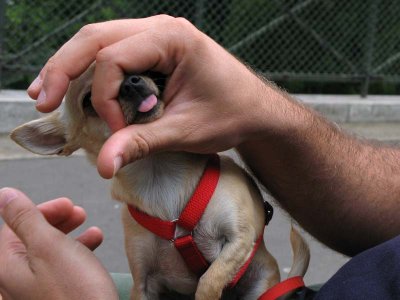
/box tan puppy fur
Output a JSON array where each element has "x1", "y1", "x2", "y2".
[{"x1": 11, "y1": 65, "x2": 309, "y2": 300}]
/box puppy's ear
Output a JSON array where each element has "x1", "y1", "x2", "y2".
[{"x1": 10, "y1": 112, "x2": 67, "y2": 155}]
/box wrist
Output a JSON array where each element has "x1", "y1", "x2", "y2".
[{"x1": 237, "y1": 76, "x2": 315, "y2": 145}]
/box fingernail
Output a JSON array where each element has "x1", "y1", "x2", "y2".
[
  {"x1": 28, "y1": 75, "x2": 43, "y2": 91},
  {"x1": 113, "y1": 156, "x2": 123, "y2": 176},
  {"x1": 36, "y1": 89, "x2": 47, "y2": 106},
  {"x1": 0, "y1": 188, "x2": 18, "y2": 211}
]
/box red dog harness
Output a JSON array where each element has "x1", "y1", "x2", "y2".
[{"x1": 127, "y1": 154, "x2": 305, "y2": 299}]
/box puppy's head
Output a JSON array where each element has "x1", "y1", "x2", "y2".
[{"x1": 10, "y1": 64, "x2": 166, "y2": 160}]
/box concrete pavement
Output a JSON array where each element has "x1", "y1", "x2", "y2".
[
  {"x1": 0, "y1": 155, "x2": 349, "y2": 285},
  {"x1": 1, "y1": 90, "x2": 400, "y2": 286},
  {"x1": 3, "y1": 90, "x2": 400, "y2": 134}
]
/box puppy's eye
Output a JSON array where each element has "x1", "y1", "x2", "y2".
[
  {"x1": 145, "y1": 71, "x2": 167, "y2": 94},
  {"x1": 82, "y1": 92, "x2": 97, "y2": 117},
  {"x1": 83, "y1": 92, "x2": 92, "y2": 109}
]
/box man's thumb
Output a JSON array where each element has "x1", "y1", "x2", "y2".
[
  {"x1": 97, "y1": 118, "x2": 181, "y2": 179},
  {"x1": 0, "y1": 187, "x2": 49, "y2": 247}
]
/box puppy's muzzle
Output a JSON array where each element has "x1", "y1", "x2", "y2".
[
  {"x1": 120, "y1": 75, "x2": 150, "y2": 100},
  {"x1": 118, "y1": 74, "x2": 162, "y2": 125}
]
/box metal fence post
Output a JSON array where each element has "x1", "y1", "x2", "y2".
[
  {"x1": 0, "y1": 0, "x2": 5, "y2": 90},
  {"x1": 361, "y1": 0, "x2": 379, "y2": 98}
]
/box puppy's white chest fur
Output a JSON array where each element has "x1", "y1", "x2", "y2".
[
  {"x1": 111, "y1": 152, "x2": 209, "y2": 220},
  {"x1": 111, "y1": 153, "x2": 229, "y2": 292}
]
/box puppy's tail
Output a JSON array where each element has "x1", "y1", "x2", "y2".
[{"x1": 287, "y1": 225, "x2": 310, "y2": 278}]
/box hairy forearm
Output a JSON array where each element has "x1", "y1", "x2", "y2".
[{"x1": 238, "y1": 82, "x2": 400, "y2": 256}]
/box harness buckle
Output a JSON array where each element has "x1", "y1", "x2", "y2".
[{"x1": 170, "y1": 219, "x2": 193, "y2": 242}]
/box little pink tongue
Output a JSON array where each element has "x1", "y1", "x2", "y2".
[{"x1": 138, "y1": 94, "x2": 157, "y2": 113}]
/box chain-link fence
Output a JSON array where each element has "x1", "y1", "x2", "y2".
[{"x1": 1, "y1": 0, "x2": 400, "y2": 96}]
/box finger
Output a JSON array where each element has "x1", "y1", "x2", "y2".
[
  {"x1": 26, "y1": 70, "x2": 45, "y2": 99},
  {"x1": 97, "y1": 115, "x2": 182, "y2": 178},
  {"x1": 38, "y1": 199, "x2": 86, "y2": 233},
  {"x1": 28, "y1": 16, "x2": 175, "y2": 113},
  {"x1": 76, "y1": 226, "x2": 103, "y2": 251},
  {"x1": 0, "y1": 188, "x2": 53, "y2": 248},
  {"x1": 32, "y1": 69, "x2": 71, "y2": 113},
  {"x1": 37, "y1": 197, "x2": 74, "y2": 225},
  {"x1": 56, "y1": 206, "x2": 87, "y2": 234}
]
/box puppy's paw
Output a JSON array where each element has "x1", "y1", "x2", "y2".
[
  {"x1": 195, "y1": 277, "x2": 223, "y2": 300},
  {"x1": 130, "y1": 289, "x2": 149, "y2": 300}
]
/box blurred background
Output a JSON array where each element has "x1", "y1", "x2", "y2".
[
  {"x1": 1, "y1": 0, "x2": 400, "y2": 287},
  {"x1": 1, "y1": 0, "x2": 400, "y2": 95}
]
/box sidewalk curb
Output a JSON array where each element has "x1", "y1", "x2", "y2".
[
  {"x1": 2, "y1": 90, "x2": 400, "y2": 134},
  {"x1": 0, "y1": 90, "x2": 41, "y2": 134},
  {"x1": 296, "y1": 94, "x2": 400, "y2": 123}
]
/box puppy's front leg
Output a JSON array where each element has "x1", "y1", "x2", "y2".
[
  {"x1": 123, "y1": 208, "x2": 162, "y2": 300},
  {"x1": 130, "y1": 263, "x2": 150, "y2": 300},
  {"x1": 128, "y1": 249, "x2": 164, "y2": 300},
  {"x1": 195, "y1": 227, "x2": 256, "y2": 300}
]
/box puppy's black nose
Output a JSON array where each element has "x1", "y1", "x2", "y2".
[
  {"x1": 127, "y1": 75, "x2": 142, "y2": 85},
  {"x1": 120, "y1": 75, "x2": 148, "y2": 98}
]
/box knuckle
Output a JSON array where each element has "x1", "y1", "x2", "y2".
[
  {"x1": 153, "y1": 14, "x2": 174, "y2": 23},
  {"x1": 54, "y1": 197, "x2": 74, "y2": 206},
  {"x1": 45, "y1": 54, "x2": 66, "y2": 78},
  {"x1": 169, "y1": 17, "x2": 193, "y2": 32},
  {"x1": 152, "y1": 15, "x2": 194, "y2": 33},
  {"x1": 127, "y1": 132, "x2": 151, "y2": 161},
  {"x1": 45, "y1": 55, "x2": 57, "y2": 73},
  {"x1": 59, "y1": 197, "x2": 73, "y2": 204},
  {"x1": 95, "y1": 48, "x2": 113, "y2": 64},
  {"x1": 46, "y1": 55, "x2": 56, "y2": 67},
  {"x1": 77, "y1": 23, "x2": 101, "y2": 39},
  {"x1": 174, "y1": 17, "x2": 194, "y2": 28},
  {"x1": 169, "y1": 17, "x2": 201, "y2": 41},
  {"x1": 149, "y1": 14, "x2": 193, "y2": 32}
]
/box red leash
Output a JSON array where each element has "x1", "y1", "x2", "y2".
[{"x1": 259, "y1": 276, "x2": 305, "y2": 300}]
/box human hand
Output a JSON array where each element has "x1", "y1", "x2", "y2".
[
  {"x1": 27, "y1": 16, "x2": 283, "y2": 178},
  {"x1": 0, "y1": 188, "x2": 118, "y2": 300}
]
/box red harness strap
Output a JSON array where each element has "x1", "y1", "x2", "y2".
[
  {"x1": 128, "y1": 154, "x2": 219, "y2": 275},
  {"x1": 127, "y1": 154, "x2": 262, "y2": 285},
  {"x1": 259, "y1": 276, "x2": 305, "y2": 300}
]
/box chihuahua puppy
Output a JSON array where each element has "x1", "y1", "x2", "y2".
[{"x1": 11, "y1": 65, "x2": 309, "y2": 300}]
